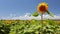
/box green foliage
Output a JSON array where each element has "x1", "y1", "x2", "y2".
[
  {"x1": 46, "y1": 11, "x2": 54, "y2": 17},
  {"x1": 0, "y1": 20, "x2": 10, "y2": 34},
  {"x1": 0, "y1": 20, "x2": 60, "y2": 34},
  {"x1": 32, "y1": 11, "x2": 54, "y2": 17},
  {"x1": 32, "y1": 11, "x2": 39, "y2": 17}
]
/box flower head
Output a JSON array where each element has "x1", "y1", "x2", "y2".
[
  {"x1": 4, "y1": 20, "x2": 12, "y2": 24},
  {"x1": 37, "y1": 2, "x2": 48, "y2": 14}
]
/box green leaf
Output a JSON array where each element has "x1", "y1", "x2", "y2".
[
  {"x1": 32, "y1": 11, "x2": 39, "y2": 17},
  {"x1": 46, "y1": 11, "x2": 54, "y2": 17}
]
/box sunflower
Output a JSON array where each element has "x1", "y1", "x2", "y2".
[
  {"x1": 37, "y1": 2, "x2": 48, "y2": 14},
  {"x1": 4, "y1": 20, "x2": 12, "y2": 24}
]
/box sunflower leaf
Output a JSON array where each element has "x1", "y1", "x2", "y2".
[
  {"x1": 46, "y1": 11, "x2": 54, "y2": 17},
  {"x1": 32, "y1": 11, "x2": 39, "y2": 17}
]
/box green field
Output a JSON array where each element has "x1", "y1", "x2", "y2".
[{"x1": 0, "y1": 19, "x2": 60, "y2": 34}]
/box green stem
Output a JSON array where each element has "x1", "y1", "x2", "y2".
[
  {"x1": 41, "y1": 14, "x2": 43, "y2": 33},
  {"x1": 41, "y1": 14, "x2": 43, "y2": 27}
]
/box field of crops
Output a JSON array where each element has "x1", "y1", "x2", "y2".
[{"x1": 0, "y1": 19, "x2": 60, "y2": 34}]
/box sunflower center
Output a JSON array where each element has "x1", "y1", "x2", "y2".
[{"x1": 39, "y1": 5, "x2": 47, "y2": 11}]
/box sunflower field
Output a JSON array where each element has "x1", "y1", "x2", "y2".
[
  {"x1": 0, "y1": 19, "x2": 60, "y2": 34},
  {"x1": 0, "y1": 2, "x2": 59, "y2": 34}
]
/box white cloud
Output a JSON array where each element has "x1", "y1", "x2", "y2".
[{"x1": 1, "y1": 13, "x2": 60, "y2": 20}]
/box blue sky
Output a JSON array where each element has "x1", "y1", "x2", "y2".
[{"x1": 0, "y1": 0, "x2": 60, "y2": 18}]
